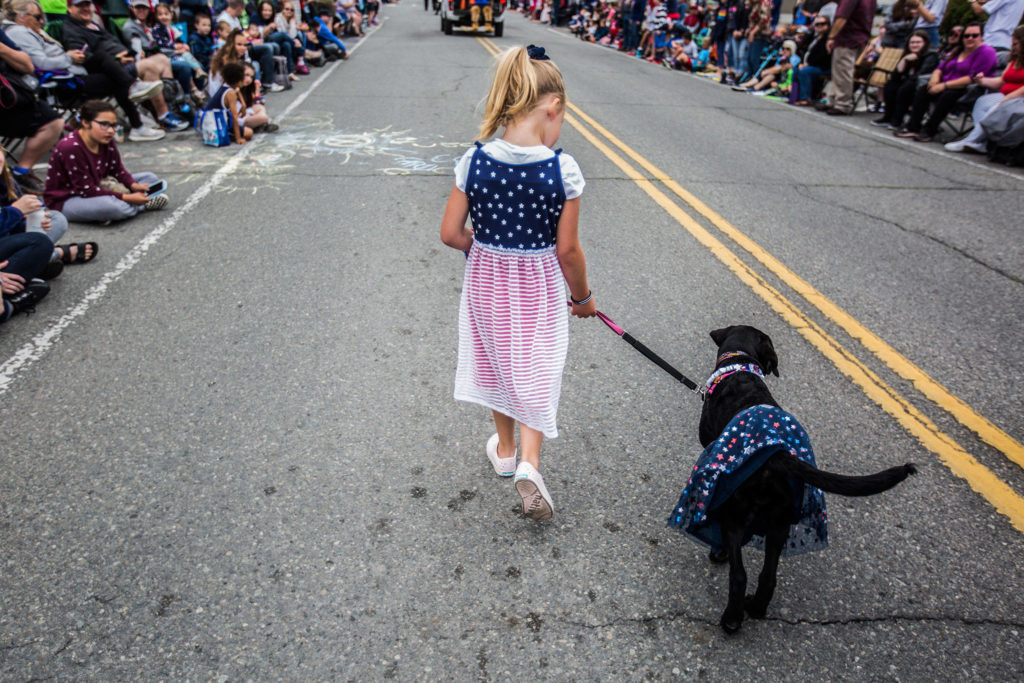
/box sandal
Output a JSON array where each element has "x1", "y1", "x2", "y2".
[{"x1": 58, "y1": 242, "x2": 99, "y2": 264}]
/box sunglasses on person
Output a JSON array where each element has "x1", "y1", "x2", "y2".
[
  {"x1": 963, "y1": 31, "x2": 981, "y2": 38},
  {"x1": 90, "y1": 119, "x2": 118, "y2": 130},
  {"x1": 813, "y1": 21, "x2": 827, "y2": 25},
  {"x1": 28, "y1": 12, "x2": 44, "y2": 20}
]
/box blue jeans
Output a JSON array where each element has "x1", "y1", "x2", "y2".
[
  {"x1": 795, "y1": 65, "x2": 827, "y2": 101},
  {"x1": 170, "y1": 59, "x2": 194, "y2": 94},
  {"x1": 248, "y1": 44, "x2": 275, "y2": 84},
  {"x1": 715, "y1": 38, "x2": 728, "y2": 69},
  {"x1": 729, "y1": 36, "x2": 747, "y2": 74},
  {"x1": 265, "y1": 31, "x2": 296, "y2": 72},
  {"x1": 746, "y1": 38, "x2": 766, "y2": 80},
  {"x1": 624, "y1": 18, "x2": 641, "y2": 51},
  {"x1": 0, "y1": 232, "x2": 52, "y2": 283}
]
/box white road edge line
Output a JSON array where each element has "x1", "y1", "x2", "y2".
[{"x1": 0, "y1": 21, "x2": 383, "y2": 397}]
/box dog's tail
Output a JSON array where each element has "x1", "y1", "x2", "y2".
[{"x1": 770, "y1": 452, "x2": 917, "y2": 497}]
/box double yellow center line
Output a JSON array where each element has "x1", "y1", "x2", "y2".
[{"x1": 477, "y1": 37, "x2": 1024, "y2": 534}]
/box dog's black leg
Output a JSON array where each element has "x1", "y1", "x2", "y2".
[
  {"x1": 745, "y1": 522, "x2": 788, "y2": 619},
  {"x1": 719, "y1": 522, "x2": 747, "y2": 634}
]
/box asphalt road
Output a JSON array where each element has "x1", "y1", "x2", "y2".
[{"x1": 1, "y1": 4, "x2": 1023, "y2": 679}]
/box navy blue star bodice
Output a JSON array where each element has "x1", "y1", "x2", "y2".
[{"x1": 465, "y1": 142, "x2": 566, "y2": 252}]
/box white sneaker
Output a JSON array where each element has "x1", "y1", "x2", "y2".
[
  {"x1": 944, "y1": 139, "x2": 986, "y2": 154},
  {"x1": 128, "y1": 79, "x2": 164, "y2": 103},
  {"x1": 144, "y1": 194, "x2": 168, "y2": 211},
  {"x1": 128, "y1": 125, "x2": 166, "y2": 142},
  {"x1": 514, "y1": 462, "x2": 553, "y2": 520},
  {"x1": 268, "y1": 82, "x2": 285, "y2": 93},
  {"x1": 139, "y1": 110, "x2": 160, "y2": 129},
  {"x1": 485, "y1": 433, "x2": 517, "y2": 477}
]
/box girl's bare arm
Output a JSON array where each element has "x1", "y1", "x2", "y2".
[
  {"x1": 440, "y1": 185, "x2": 474, "y2": 252},
  {"x1": 555, "y1": 198, "x2": 596, "y2": 317}
]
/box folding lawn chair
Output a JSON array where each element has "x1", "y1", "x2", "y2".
[{"x1": 852, "y1": 46, "x2": 904, "y2": 112}]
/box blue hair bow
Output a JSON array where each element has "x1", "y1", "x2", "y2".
[{"x1": 526, "y1": 44, "x2": 550, "y2": 61}]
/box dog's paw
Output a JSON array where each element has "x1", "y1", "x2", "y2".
[
  {"x1": 720, "y1": 611, "x2": 743, "y2": 634},
  {"x1": 744, "y1": 595, "x2": 768, "y2": 619},
  {"x1": 708, "y1": 548, "x2": 728, "y2": 564}
]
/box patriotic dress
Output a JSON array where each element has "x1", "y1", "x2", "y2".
[
  {"x1": 667, "y1": 404, "x2": 829, "y2": 557},
  {"x1": 452, "y1": 139, "x2": 585, "y2": 439}
]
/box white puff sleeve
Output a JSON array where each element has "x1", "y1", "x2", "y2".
[
  {"x1": 559, "y1": 152, "x2": 585, "y2": 200},
  {"x1": 453, "y1": 147, "x2": 476, "y2": 193}
]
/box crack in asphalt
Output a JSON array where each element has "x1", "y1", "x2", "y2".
[
  {"x1": 555, "y1": 611, "x2": 1024, "y2": 630},
  {"x1": 793, "y1": 184, "x2": 1024, "y2": 286}
]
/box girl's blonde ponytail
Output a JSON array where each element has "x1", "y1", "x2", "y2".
[{"x1": 478, "y1": 46, "x2": 565, "y2": 140}]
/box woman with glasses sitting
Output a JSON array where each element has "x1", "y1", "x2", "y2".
[
  {"x1": 871, "y1": 29, "x2": 940, "y2": 128},
  {"x1": 895, "y1": 21, "x2": 998, "y2": 142},
  {"x1": 43, "y1": 100, "x2": 169, "y2": 224}
]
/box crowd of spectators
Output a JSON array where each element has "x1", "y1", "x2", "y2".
[
  {"x1": 0, "y1": 0, "x2": 370, "y2": 326},
  {"x1": 557, "y1": 0, "x2": 1024, "y2": 156}
]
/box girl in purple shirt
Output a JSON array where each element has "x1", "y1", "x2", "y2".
[
  {"x1": 896, "y1": 21, "x2": 998, "y2": 141},
  {"x1": 43, "y1": 101, "x2": 169, "y2": 224}
]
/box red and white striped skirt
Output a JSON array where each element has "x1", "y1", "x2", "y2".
[{"x1": 454, "y1": 242, "x2": 568, "y2": 439}]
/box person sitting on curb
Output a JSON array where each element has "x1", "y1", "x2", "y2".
[
  {"x1": 1, "y1": 148, "x2": 97, "y2": 275},
  {"x1": 733, "y1": 39, "x2": 800, "y2": 91},
  {"x1": 0, "y1": 150, "x2": 68, "y2": 282},
  {"x1": 946, "y1": 25, "x2": 1024, "y2": 152},
  {"x1": 61, "y1": 0, "x2": 189, "y2": 133},
  {"x1": 43, "y1": 100, "x2": 169, "y2": 224},
  {"x1": 0, "y1": 23, "x2": 63, "y2": 191},
  {"x1": 871, "y1": 29, "x2": 939, "y2": 128},
  {"x1": 216, "y1": 0, "x2": 283, "y2": 91},
  {"x1": 0, "y1": 238, "x2": 52, "y2": 322},
  {"x1": 313, "y1": 6, "x2": 348, "y2": 60},
  {"x1": 792, "y1": 15, "x2": 832, "y2": 104},
  {"x1": 895, "y1": 21, "x2": 998, "y2": 142},
  {"x1": 3, "y1": 0, "x2": 166, "y2": 145}
]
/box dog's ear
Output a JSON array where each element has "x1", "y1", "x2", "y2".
[
  {"x1": 757, "y1": 332, "x2": 779, "y2": 377},
  {"x1": 709, "y1": 327, "x2": 734, "y2": 347}
]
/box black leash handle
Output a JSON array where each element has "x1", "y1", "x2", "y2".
[{"x1": 580, "y1": 305, "x2": 701, "y2": 393}]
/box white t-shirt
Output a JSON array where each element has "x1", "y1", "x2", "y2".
[
  {"x1": 912, "y1": 0, "x2": 947, "y2": 30},
  {"x1": 454, "y1": 139, "x2": 585, "y2": 200},
  {"x1": 216, "y1": 10, "x2": 243, "y2": 31},
  {"x1": 981, "y1": 0, "x2": 1024, "y2": 50}
]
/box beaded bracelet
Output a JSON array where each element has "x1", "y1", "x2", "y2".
[{"x1": 571, "y1": 290, "x2": 593, "y2": 306}]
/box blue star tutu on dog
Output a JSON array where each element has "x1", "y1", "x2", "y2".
[{"x1": 668, "y1": 404, "x2": 828, "y2": 557}]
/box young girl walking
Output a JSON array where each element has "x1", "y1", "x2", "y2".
[{"x1": 441, "y1": 45, "x2": 596, "y2": 521}]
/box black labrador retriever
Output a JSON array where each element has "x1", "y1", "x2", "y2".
[{"x1": 679, "y1": 325, "x2": 916, "y2": 634}]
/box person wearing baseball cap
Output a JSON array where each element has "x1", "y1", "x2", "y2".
[
  {"x1": 60, "y1": 0, "x2": 190, "y2": 136},
  {"x1": 733, "y1": 38, "x2": 802, "y2": 92}
]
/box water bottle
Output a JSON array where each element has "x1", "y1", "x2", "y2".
[{"x1": 24, "y1": 199, "x2": 44, "y2": 231}]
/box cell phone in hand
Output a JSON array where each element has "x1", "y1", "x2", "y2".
[{"x1": 145, "y1": 179, "x2": 166, "y2": 196}]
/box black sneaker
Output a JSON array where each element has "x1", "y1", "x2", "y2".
[
  {"x1": 870, "y1": 117, "x2": 891, "y2": 128},
  {"x1": 5, "y1": 278, "x2": 50, "y2": 316},
  {"x1": 39, "y1": 258, "x2": 64, "y2": 281}
]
